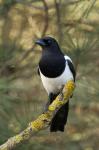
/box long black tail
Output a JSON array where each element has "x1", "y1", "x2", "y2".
[{"x1": 48, "y1": 93, "x2": 69, "y2": 132}]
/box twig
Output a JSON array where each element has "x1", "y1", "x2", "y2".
[
  {"x1": 54, "y1": 0, "x2": 63, "y2": 43},
  {"x1": 17, "y1": 0, "x2": 49, "y2": 64},
  {"x1": 41, "y1": 0, "x2": 49, "y2": 37},
  {"x1": 15, "y1": 0, "x2": 87, "y2": 10}
]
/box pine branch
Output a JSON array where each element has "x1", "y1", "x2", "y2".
[
  {"x1": 16, "y1": 0, "x2": 49, "y2": 64},
  {"x1": 0, "y1": 80, "x2": 75, "y2": 150}
]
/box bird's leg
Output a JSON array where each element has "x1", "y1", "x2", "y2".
[
  {"x1": 43, "y1": 101, "x2": 50, "y2": 112},
  {"x1": 49, "y1": 93, "x2": 56, "y2": 103},
  {"x1": 43, "y1": 93, "x2": 57, "y2": 112},
  {"x1": 60, "y1": 85, "x2": 64, "y2": 92}
]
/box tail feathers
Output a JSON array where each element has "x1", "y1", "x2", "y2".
[{"x1": 50, "y1": 101, "x2": 69, "y2": 132}]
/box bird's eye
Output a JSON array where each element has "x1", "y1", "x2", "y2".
[
  {"x1": 47, "y1": 40, "x2": 52, "y2": 44},
  {"x1": 43, "y1": 39, "x2": 52, "y2": 46}
]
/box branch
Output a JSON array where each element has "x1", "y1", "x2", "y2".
[
  {"x1": 0, "y1": 80, "x2": 75, "y2": 150},
  {"x1": 41, "y1": 0, "x2": 49, "y2": 37},
  {"x1": 16, "y1": 0, "x2": 86, "y2": 10},
  {"x1": 54, "y1": 0, "x2": 63, "y2": 43},
  {"x1": 17, "y1": 0, "x2": 49, "y2": 64},
  {"x1": 64, "y1": 19, "x2": 95, "y2": 32}
]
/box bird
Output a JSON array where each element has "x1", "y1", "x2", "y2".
[{"x1": 35, "y1": 36, "x2": 76, "y2": 132}]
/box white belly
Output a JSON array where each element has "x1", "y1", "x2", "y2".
[{"x1": 40, "y1": 61, "x2": 73, "y2": 95}]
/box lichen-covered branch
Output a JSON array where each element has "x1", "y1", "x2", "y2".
[{"x1": 0, "y1": 80, "x2": 75, "y2": 150}]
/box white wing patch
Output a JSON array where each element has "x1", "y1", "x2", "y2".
[{"x1": 64, "y1": 55, "x2": 72, "y2": 62}]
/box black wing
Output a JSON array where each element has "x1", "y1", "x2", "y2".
[{"x1": 67, "y1": 59, "x2": 76, "y2": 82}]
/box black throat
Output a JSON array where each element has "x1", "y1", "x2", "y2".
[{"x1": 39, "y1": 50, "x2": 65, "y2": 78}]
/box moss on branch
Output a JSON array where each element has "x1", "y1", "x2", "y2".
[{"x1": 0, "y1": 80, "x2": 75, "y2": 150}]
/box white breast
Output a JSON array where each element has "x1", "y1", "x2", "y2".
[{"x1": 39, "y1": 56, "x2": 73, "y2": 95}]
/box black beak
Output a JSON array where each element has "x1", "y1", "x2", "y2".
[{"x1": 35, "y1": 39, "x2": 46, "y2": 46}]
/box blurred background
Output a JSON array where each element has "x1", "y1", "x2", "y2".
[{"x1": 0, "y1": 0, "x2": 99, "y2": 150}]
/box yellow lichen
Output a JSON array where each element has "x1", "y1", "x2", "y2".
[
  {"x1": 48, "y1": 97, "x2": 64, "y2": 111},
  {"x1": 30, "y1": 120, "x2": 44, "y2": 131},
  {"x1": 0, "y1": 80, "x2": 75, "y2": 150},
  {"x1": 29, "y1": 80, "x2": 75, "y2": 131},
  {"x1": 49, "y1": 80, "x2": 75, "y2": 111},
  {"x1": 29, "y1": 113, "x2": 52, "y2": 131},
  {"x1": 38, "y1": 112, "x2": 51, "y2": 120},
  {"x1": 15, "y1": 135, "x2": 23, "y2": 143},
  {"x1": 64, "y1": 80, "x2": 75, "y2": 99}
]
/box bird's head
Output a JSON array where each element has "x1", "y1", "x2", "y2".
[{"x1": 35, "y1": 36, "x2": 62, "y2": 54}]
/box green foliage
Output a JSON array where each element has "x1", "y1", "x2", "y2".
[{"x1": 0, "y1": 0, "x2": 99, "y2": 150}]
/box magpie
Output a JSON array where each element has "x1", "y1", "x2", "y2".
[{"x1": 35, "y1": 36, "x2": 76, "y2": 132}]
